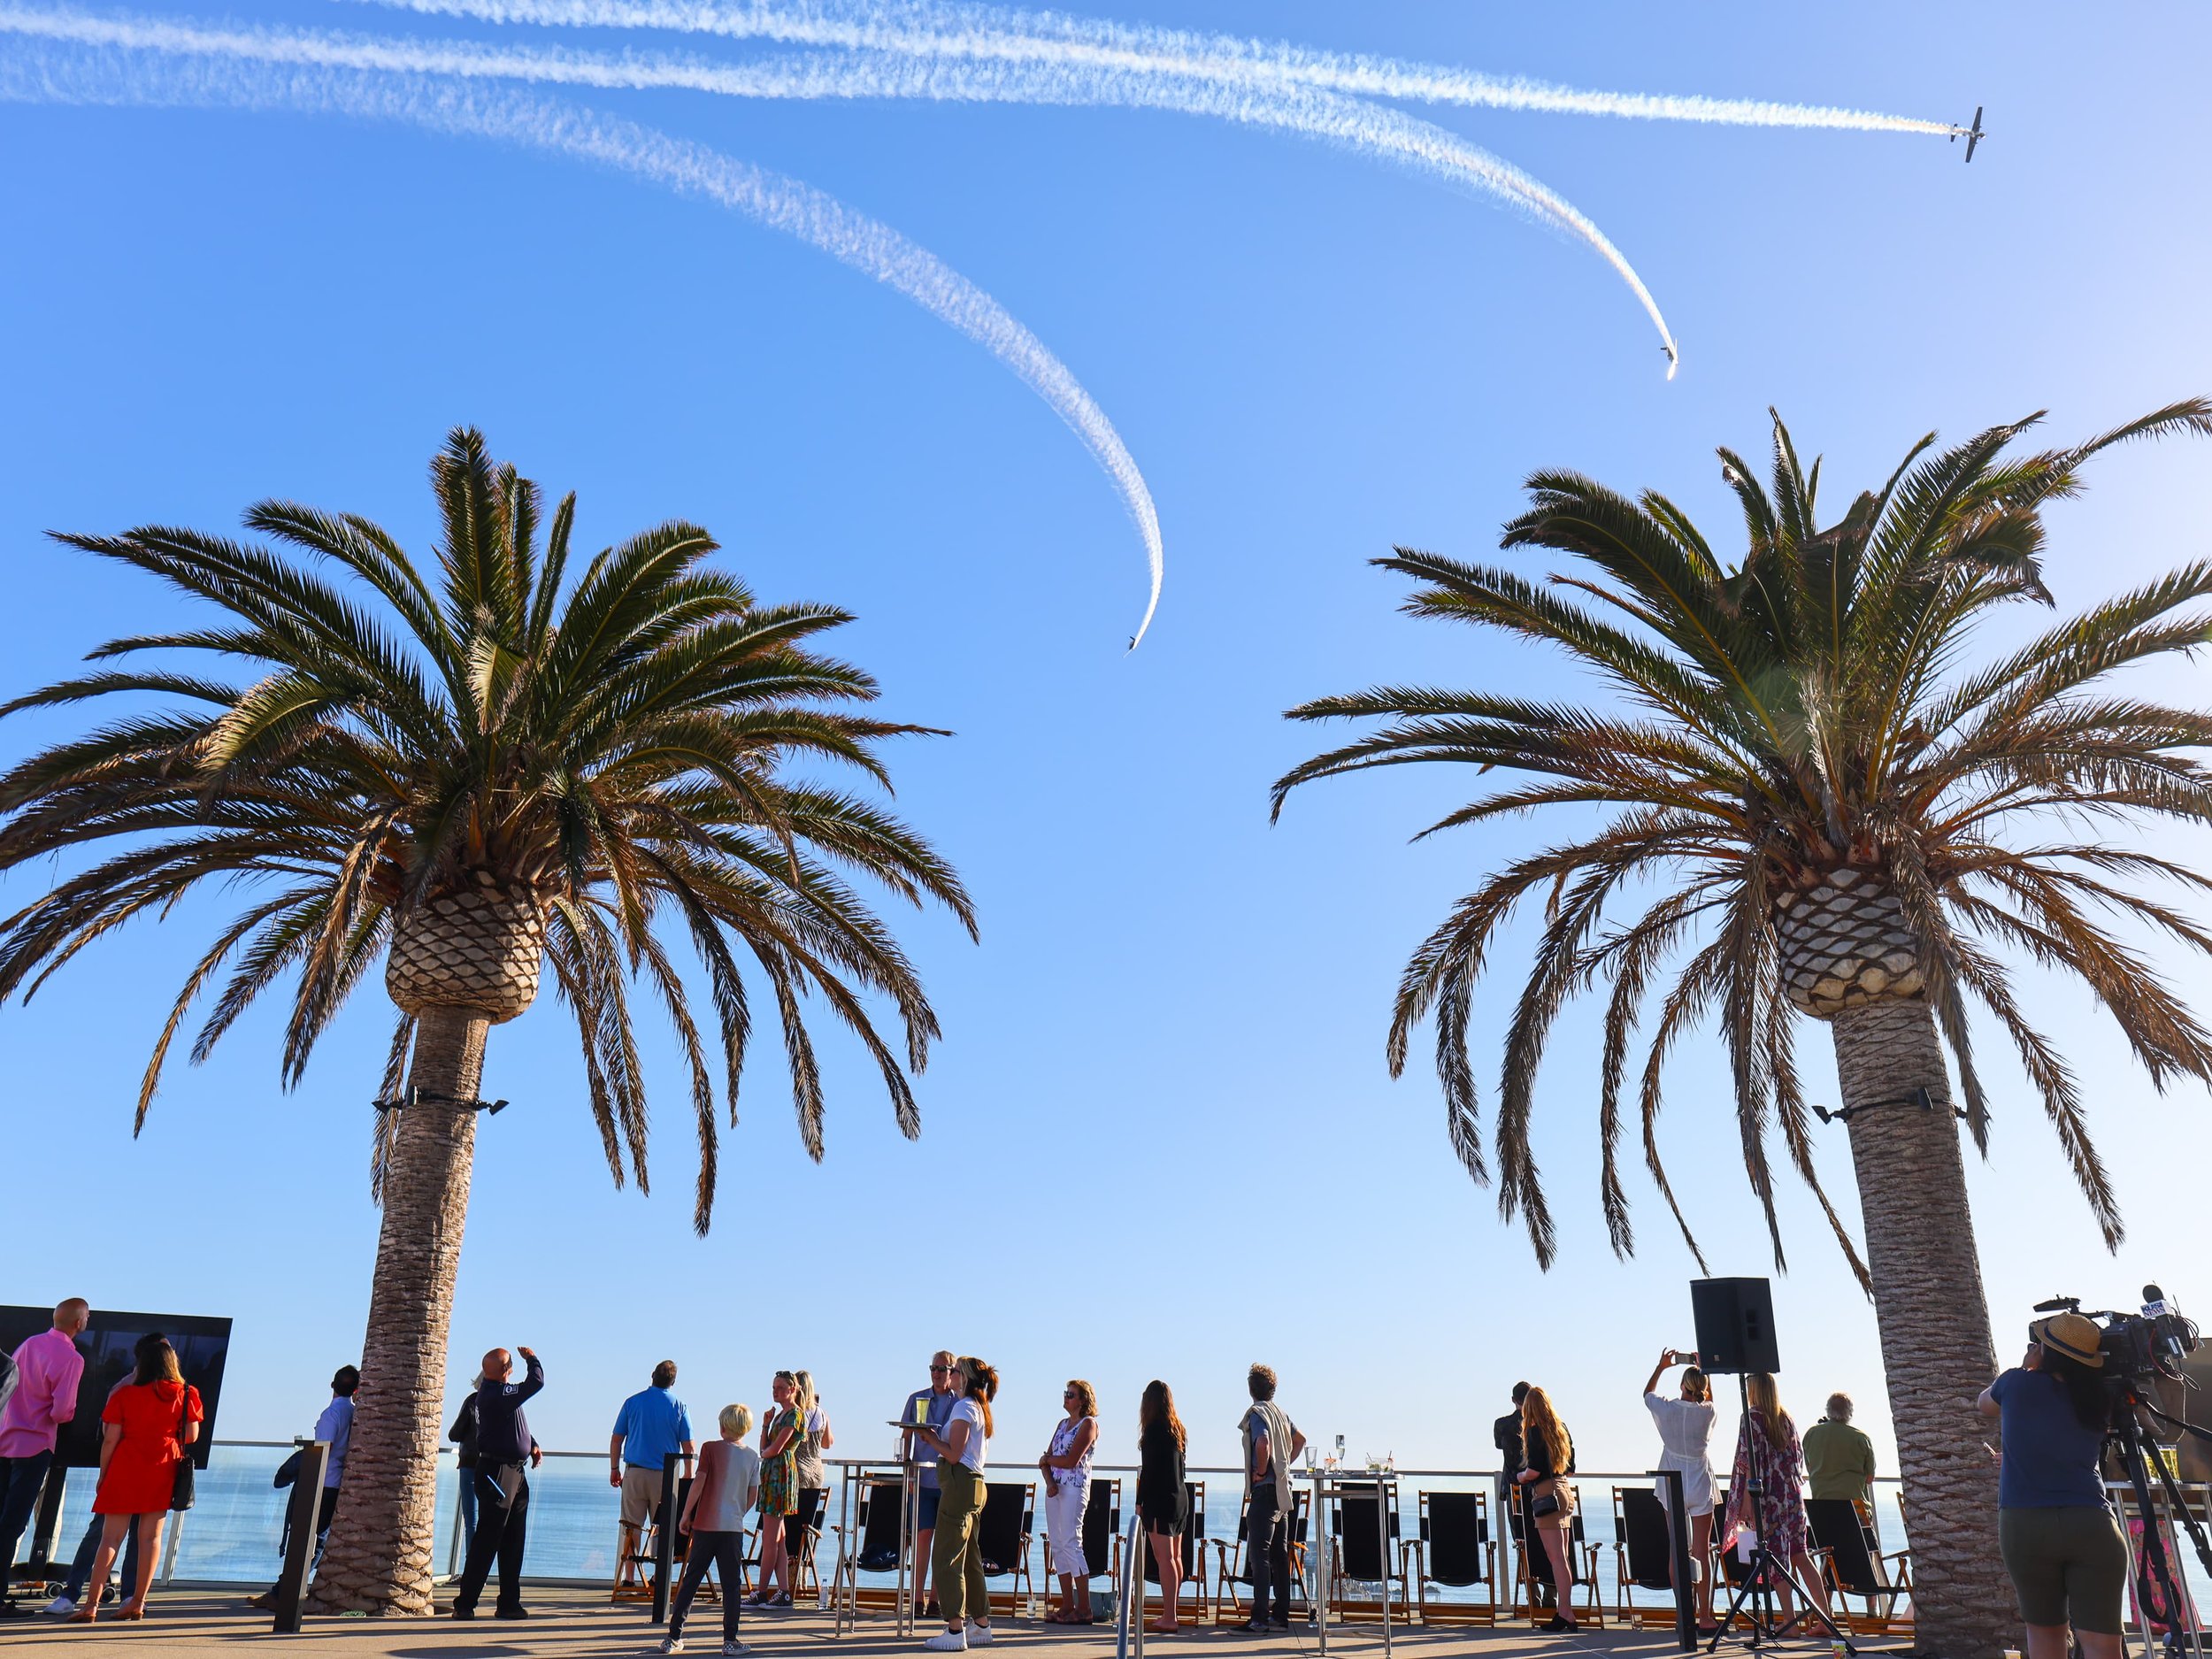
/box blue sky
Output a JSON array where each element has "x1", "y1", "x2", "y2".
[{"x1": 4, "y1": 1, "x2": 2212, "y2": 1480}]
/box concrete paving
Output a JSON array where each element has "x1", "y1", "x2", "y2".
[{"x1": 0, "y1": 1590, "x2": 1720, "y2": 1659}]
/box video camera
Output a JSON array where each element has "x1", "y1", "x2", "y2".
[{"x1": 2033, "y1": 1284, "x2": 2199, "y2": 1384}]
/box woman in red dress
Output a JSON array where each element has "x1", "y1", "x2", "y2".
[{"x1": 70, "y1": 1337, "x2": 201, "y2": 1623}]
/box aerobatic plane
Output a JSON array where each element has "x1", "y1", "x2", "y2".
[{"x1": 1953, "y1": 106, "x2": 1985, "y2": 162}]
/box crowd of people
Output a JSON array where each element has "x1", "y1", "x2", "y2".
[
  {"x1": 1485, "y1": 1352, "x2": 1878, "y2": 1637},
  {"x1": 892, "y1": 1354, "x2": 1301, "y2": 1654},
  {"x1": 0, "y1": 1297, "x2": 2147, "y2": 1659},
  {"x1": 0, "y1": 1302, "x2": 203, "y2": 1626}
]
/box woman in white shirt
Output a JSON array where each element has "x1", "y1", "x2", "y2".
[
  {"x1": 1643, "y1": 1348, "x2": 1719, "y2": 1634},
  {"x1": 904, "y1": 1357, "x2": 997, "y2": 1653},
  {"x1": 664, "y1": 1403, "x2": 762, "y2": 1655}
]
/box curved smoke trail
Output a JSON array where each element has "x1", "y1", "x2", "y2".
[
  {"x1": 0, "y1": 26, "x2": 1166, "y2": 644},
  {"x1": 365, "y1": 0, "x2": 1962, "y2": 136},
  {"x1": 0, "y1": 7, "x2": 1680, "y2": 370}
]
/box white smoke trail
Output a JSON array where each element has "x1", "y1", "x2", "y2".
[
  {"x1": 0, "y1": 27, "x2": 1166, "y2": 644},
  {"x1": 365, "y1": 0, "x2": 1962, "y2": 137},
  {"x1": 0, "y1": 6, "x2": 1680, "y2": 369}
]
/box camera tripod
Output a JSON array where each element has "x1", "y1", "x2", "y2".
[
  {"x1": 2108, "y1": 1380, "x2": 2212, "y2": 1658},
  {"x1": 1708, "y1": 1377, "x2": 1854, "y2": 1655}
]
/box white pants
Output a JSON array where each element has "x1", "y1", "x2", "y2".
[{"x1": 1045, "y1": 1478, "x2": 1089, "y2": 1578}]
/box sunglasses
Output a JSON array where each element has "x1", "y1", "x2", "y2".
[{"x1": 930, "y1": 1365, "x2": 952, "y2": 1374}]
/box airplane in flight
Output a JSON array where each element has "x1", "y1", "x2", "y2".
[{"x1": 1953, "y1": 106, "x2": 1985, "y2": 162}]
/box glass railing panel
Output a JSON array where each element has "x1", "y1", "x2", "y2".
[{"x1": 32, "y1": 1443, "x2": 2193, "y2": 1626}]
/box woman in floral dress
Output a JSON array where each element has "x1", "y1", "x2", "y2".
[
  {"x1": 748, "y1": 1371, "x2": 802, "y2": 1609},
  {"x1": 1721, "y1": 1372, "x2": 1833, "y2": 1625},
  {"x1": 1039, "y1": 1380, "x2": 1099, "y2": 1623}
]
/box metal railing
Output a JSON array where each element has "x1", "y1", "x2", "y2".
[{"x1": 23, "y1": 1440, "x2": 2210, "y2": 1640}]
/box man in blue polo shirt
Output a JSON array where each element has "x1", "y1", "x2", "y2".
[
  {"x1": 899, "y1": 1349, "x2": 957, "y2": 1615},
  {"x1": 610, "y1": 1360, "x2": 695, "y2": 1590}
]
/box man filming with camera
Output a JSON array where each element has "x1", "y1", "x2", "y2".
[{"x1": 1978, "y1": 1310, "x2": 2128, "y2": 1659}]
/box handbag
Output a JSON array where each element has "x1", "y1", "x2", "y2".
[
  {"x1": 170, "y1": 1396, "x2": 197, "y2": 1512},
  {"x1": 1529, "y1": 1491, "x2": 1560, "y2": 1519},
  {"x1": 273, "y1": 1449, "x2": 303, "y2": 1489}
]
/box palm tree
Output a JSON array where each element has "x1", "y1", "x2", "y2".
[
  {"x1": 1274, "y1": 403, "x2": 2212, "y2": 1657},
  {"x1": 0, "y1": 428, "x2": 973, "y2": 1615}
]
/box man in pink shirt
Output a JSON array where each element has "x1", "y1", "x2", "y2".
[{"x1": 0, "y1": 1298, "x2": 90, "y2": 1616}]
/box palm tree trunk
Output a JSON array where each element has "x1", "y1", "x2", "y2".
[
  {"x1": 309, "y1": 1006, "x2": 489, "y2": 1616},
  {"x1": 1831, "y1": 997, "x2": 2014, "y2": 1659}
]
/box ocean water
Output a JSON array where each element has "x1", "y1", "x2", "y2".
[{"x1": 35, "y1": 1444, "x2": 2209, "y2": 1622}]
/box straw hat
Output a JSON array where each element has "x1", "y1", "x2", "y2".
[{"x1": 2030, "y1": 1310, "x2": 2105, "y2": 1369}]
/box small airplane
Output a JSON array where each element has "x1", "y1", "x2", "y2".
[
  {"x1": 1952, "y1": 105, "x2": 1985, "y2": 163},
  {"x1": 1661, "y1": 342, "x2": 1678, "y2": 379}
]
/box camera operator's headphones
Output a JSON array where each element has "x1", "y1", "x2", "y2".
[{"x1": 2030, "y1": 1312, "x2": 2106, "y2": 1369}]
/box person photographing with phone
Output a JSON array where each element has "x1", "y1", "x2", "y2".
[
  {"x1": 449, "y1": 1345, "x2": 544, "y2": 1621},
  {"x1": 1642, "y1": 1348, "x2": 1718, "y2": 1634}
]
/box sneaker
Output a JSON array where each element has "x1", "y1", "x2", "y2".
[
  {"x1": 449, "y1": 1606, "x2": 476, "y2": 1619},
  {"x1": 767, "y1": 1593, "x2": 794, "y2": 1609},
  {"x1": 42, "y1": 1598, "x2": 76, "y2": 1617},
  {"x1": 724, "y1": 1644, "x2": 750, "y2": 1655},
  {"x1": 967, "y1": 1624, "x2": 994, "y2": 1646},
  {"x1": 660, "y1": 1640, "x2": 686, "y2": 1655},
  {"x1": 923, "y1": 1632, "x2": 968, "y2": 1652},
  {"x1": 493, "y1": 1604, "x2": 531, "y2": 1619},
  {"x1": 1237, "y1": 1619, "x2": 1271, "y2": 1634}
]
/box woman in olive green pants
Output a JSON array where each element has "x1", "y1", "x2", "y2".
[{"x1": 906, "y1": 1357, "x2": 1000, "y2": 1653}]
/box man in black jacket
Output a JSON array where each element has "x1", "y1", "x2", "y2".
[
  {"x1": 449, "y1": 1347, "x2": 543, "y2": 1620},
  {"x1": 1494, "y1": 1382, "x2": 1551, "y2": 1607}
]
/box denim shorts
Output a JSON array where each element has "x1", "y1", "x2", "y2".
[{"x1": 918, "y1": 1484, "x2": 942, "y2": 1528}]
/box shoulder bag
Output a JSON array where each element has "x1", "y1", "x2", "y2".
[{"x1": 170, "y1": 1394, "x2": 197, "y2": 1512}]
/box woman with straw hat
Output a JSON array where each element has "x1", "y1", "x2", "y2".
[{"x1": 1978, "y1": 1311, "x2": 2127, "y2": 1659}]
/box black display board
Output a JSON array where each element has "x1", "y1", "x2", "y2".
[{"x1": 0, "y1": 1306, "x2": 231, "y2": 1469}]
